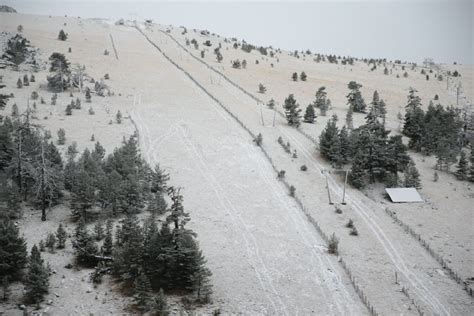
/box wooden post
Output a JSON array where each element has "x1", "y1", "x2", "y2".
[{"x1": 342, "y1": 169, "x2": 348, "y2": 205}]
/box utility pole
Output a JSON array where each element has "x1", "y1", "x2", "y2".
[{"x1": 342, "y1": 169, "x2": 349, "y2": 205}]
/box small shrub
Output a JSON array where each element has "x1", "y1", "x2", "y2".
[
  {"x1": 300, "y1": 165, "x2": 307, "y2": 171},
  {"x1": 31, "y1": 91, "x2": 39, "y2": 100},
  {"x1": 328, "y1": 233, "x2": 339, "y2": 254},
  {"x1": 335, "y1": 205, "x2": 343, "y2": 214},
  {"x1": 349, "y1": 226, "x2": 359, "y2": 236},
  {"x1": 89, "y1": 107, "x2": 95, "y2": 115},
  {"x1": 104, "y1": 49, "x2": 109, "y2": 55},
  {"x1": 104, "y1": 73, "x2": 109, "y2": 80},
  {"x1": 258, "y1": 83, "x2": 266, "y2": 94},
  {"x1": 289, "y1": 185, "x2": 296, "y2": 197},
  {"x1": 292, "y1": 150, "x2": 297, "y2": 158},
  {"x1": 58, "y1": 29, "x2": 68, "y2": 41},
  {"x1": 254, "y1": 133, "x2": 263, "y2": 146},
  {"x1": 57, "y1": 128, "x2": 66, "y2": 145},
  {"x1": 345, "y1": 219, "x2": 354, "y2": 228},
  {"x1": 90, "y1": 134, "x2": 95, "y2": 141},
  {"x1": 277, "y1": 170, "x2": 286, "y2": 179}
]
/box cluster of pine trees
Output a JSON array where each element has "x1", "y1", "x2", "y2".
[
  {"x1": 0, "y1": 219, "x2": 50, "y2": 304},
  {"x1": 319, "y1": 91, "x2": 417, "y2": 189},
  {"x1": 402, "y1": 88, "x2": 469, "y2": 174}
]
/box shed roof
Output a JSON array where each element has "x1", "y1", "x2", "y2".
[{"x1": 385, "y1": 188, "x2": 423, "y2": 203}]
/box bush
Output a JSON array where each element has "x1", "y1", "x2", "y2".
[
  {"x1": 277, "y1": 170, "x2": 286, "y2": 179},
  {"x1": 345, "y1": 219, "x2": 354, "y2": 228},
  {"x1": 300, "y1": 165, "x2": 307, "y2": 171},
  {"x1": 349, "y1": 226, "x2": 358, "y2": 236},
  {"x1": 31, "y1": 91, "x2": 39, "y2": 100},
  {"x1": 58, "y1": 29, "x2": 68, "y2": 41},
  {"x1": 254, "y1": 133, "x2": 263, "y2": 146},
  {"x1": 258, "y1": 83, "x2": 266, "y2": 94},
  {"x1": 328, "y1": 233, "x2": 339, "y2": 254},
  {"x1": 289, "y1": 185, "x2": 296, "y2": 197}
]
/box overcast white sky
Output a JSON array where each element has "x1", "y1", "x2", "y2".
[{"x1": 4, "y1": 0, "x2": 473, "y2": 64}]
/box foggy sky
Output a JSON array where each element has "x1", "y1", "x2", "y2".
[{"x1": 3, "y1": 0, "x2": 473, "y2": 64}]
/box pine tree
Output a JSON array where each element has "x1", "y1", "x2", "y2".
[
  {"x1": 346, "y1": 81, "x2": 366, "y2": 113},
  {"x1": 102, "y1": 219, "x2": 114, "y2": 255},
  {"x1": 469, "y1": 147, "x2": 474, "y2": 183},
  {"x1": 11, "y1": 103, "x2": 18, "y2": 117},
  {"x1": 319, "y1": 116, "x2": 339, "y2": 161},
  {"x1": 258, "y1": 83, "x2": 266, "y2": 94},
  {"x1": 0, "y1": 219, "x2": 27, "y2": 279},
  {"x1": 282, "y1": 94, "x2": 301, "y2": 127},
  {"x1": 85, "y1": 88, "x2": 91, "y2": 103},
  {"x1": 349, "y1": 154, "x2": 369, "y2": 188},
  {"x1": 47, "y1": 53, "x2": 70, "y2": 91},
  {"x1": 403, "y1": 88, "x2": 425, "y2": 151},
  {"x1": 113, "y1": 215, "x2": 144, "y2": 282},
  {"x1": 300, "y1": 71, "x2": 307, "y2": 81},
  {"x1": 23, "y1": 74, "x2": 29, "y2": 86},
  {"x1": 116, "y1": 110, "x2": 122, "y2": 124},
  {"x1": 24, "y1": 245, "x2": 49, "y2": 304},
  {"x1": 134, "y1": 272, "x2": 153, "y2": 312},
  {"x1": 313, "y1": 86, "x2": 327, "y2": 108},
  {"x1": 303, "y1": 104, "x2": 316, "y2": 123},
  {"x1": 292, "y1": 72, "x2": 298, "y2": 81},
  {"x1": 17, "y1": 78, "x2": 22, "y2": 89},
  {"x1": 72, "y1": 218, "x2": 99, "y2": 266},
  {"x1": 154, "y1": 288, "x2": 169, "y2": 316},
  {"x1": 56, "y1": 223, "x2": 67, "y2": 249},
  {"x1": 45, "y1": 233, "x2": 56, "y2": 252},
  {"x1": 94, "y1": 221, "x2": 105, "y2": 241},
  {"x1": 58, "y1": 29, "x2": 68, "y2": 41},
  {"x1": 57, "y1": 128, "x2": 66, "y2": 145},
  {"x1": 404, "y1": 159, "x2": 421, "y2": 189},
  {"x1": 455, "y1": 151, "x2": 468, "y2": 180}
]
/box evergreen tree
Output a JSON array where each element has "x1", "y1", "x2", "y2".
[
  {"x1": 45, "y1": 233, "x2": 56, "y2": 252},
  {"x1": 404, "y1": 159, "x2": 421, "y2": 189},
  {"x1": 300, "y1": 71, "x2": 307, "y2": 81},
  {"x1": 23, "y1": 74, "x2": 29, "y2": 86},
  {"x1": 134, "y1": 272, "x2": 153, "y2": 312},
  {"x1": 85, "y1": 88, "x2": 91, "y2": 102},
  {"x1": 313, "y1": 86, "x2": 327, "y2": 108},
  {"x1": 94, "y1": 221, "x2": 105, "y2": 241},
  {"x1": 116, "y1": 110, "x2": 122, "y2": 124},
  {"x1": 56, "y1": 223, "x2": 67, "y2": 249},
  {"x1": 455, "y1": 151, "x2": 468, "y2": 180},
  {"x1": 58, "y1": 29, "x2": 68, "y2": 41},
  {"x1": 267, "y1": 99, "x2": 275, "y2": 109},
  {"x1": 17, "y1": 78, "x2": 23, "y2": 89},
  {"x1": 102, "y1": 219, "x2": 114, "y2": 255},
  {"x1": 319, "y1": 116, "x2": 339, "y2": 161},
  {"x1": 57, "y1": 128, "x2": 66, "y2": 145},
  {"x1": 24, "y1": 245, "x2": 49, "y2": 303},
  {"x1": 71, "y1": 168, "x2": 95, "y2": 219},
  {"x1": 282, "y1": 94, "x2": 301, "y2": 127},
  {"x1": 349, "y1": 154, "x2": 369, "y2": 188},
  {"x1": 0, "y1": 219, "x2": 27, "y2": 279},
  {"x1": 258, "y1": 83, "x2": 266, "y2": 94},
  {"x1": 113, "y1": 215, "x2": 144, "y2": 282},
  {"x1": 291, "y1": 72, "x2": 298, "y2": 81},
  {"x1": 346, "y1": 81, "x2": 366, "y2": 113},
  {"x1": 403, "y1": 88, "x2": 425, "y2": 151},
  {"x1": 72, "y1": 218, "x2": 98, "y2": 266},
  {"x1": 303, "y1": 104, "x2": 316, "y2": 123},
  {"x1": 11, "y1": 103, "x2": 19, "y2": 117},
  {"x1": 47, "y1": 53, "x2": 70, "y2": 91}
]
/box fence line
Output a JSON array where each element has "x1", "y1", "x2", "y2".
[
  {"x1": 385, "y1": 208, "x2": 473, "y2": 297},
  {"x1": 135, "y1": 25, "x2": 385, "y2": 315}
]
